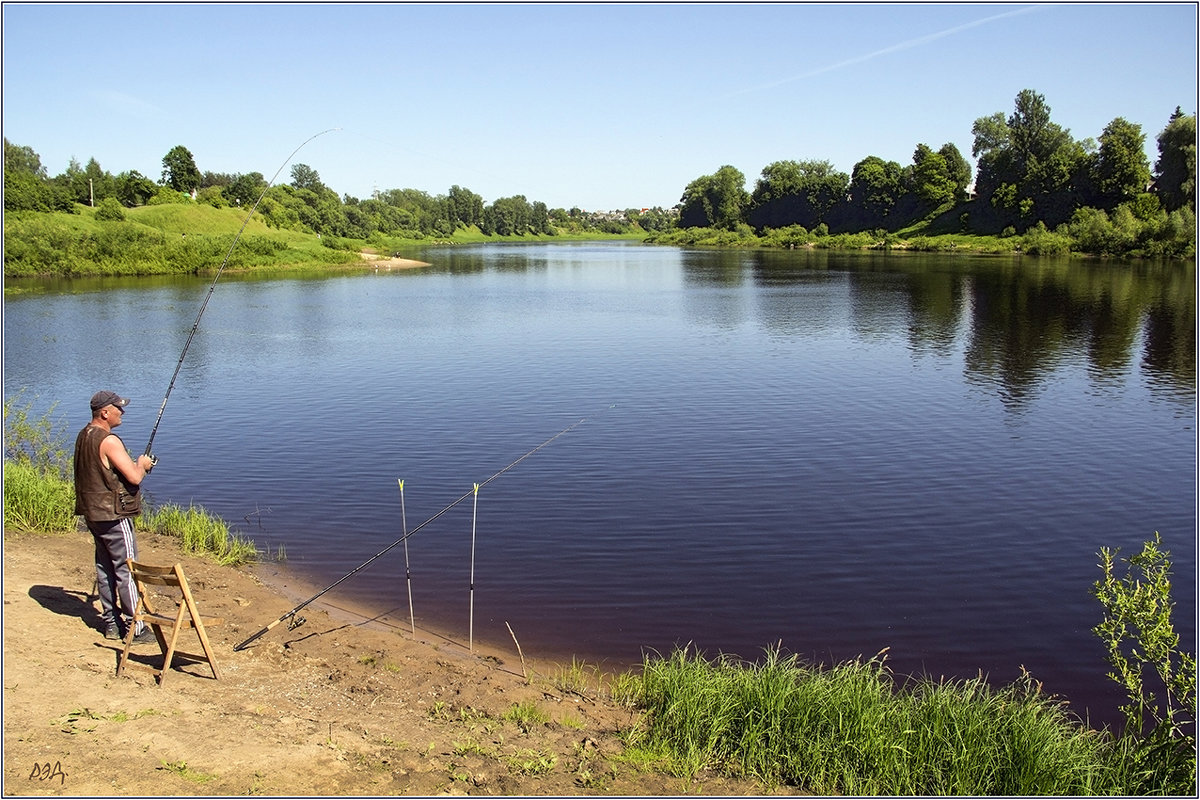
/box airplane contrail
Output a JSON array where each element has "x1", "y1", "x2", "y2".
[{"x1": 724, "y1": 5, "x2": 1042, "y2": 98}]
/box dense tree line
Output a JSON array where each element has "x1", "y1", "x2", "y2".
[
  {"x1": 3, "y1": 140, "x2": 674, "y2": 239},
  {"x1": 676, "y1": 90, "x2": 1194, "y2": 258},
  {"x1": 4, "y1": 88, "x2": 1192, "y2": 258}
]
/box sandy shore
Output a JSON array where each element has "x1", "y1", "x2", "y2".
[
  {"x1": 358, "y1": 251, "x2": 432, "y2": 270},
  {"x1": 1, "y1": 529, "x2": 792, "y2": 796}
]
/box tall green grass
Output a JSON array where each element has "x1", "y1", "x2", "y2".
[
  {"x1": 2, "y1": 459, "x2": 77, "y2": 532},
  {"x1": 139, "y1": 503, "x2": 257, "y2": 566},
  {"x1": 3, "y1": 393, "x2": 76, "y2": 532},
  {"x1": 630, "y1": 645, "x2": 1131, "y2": 794}
]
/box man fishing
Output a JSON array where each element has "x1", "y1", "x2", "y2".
[{"x1": 73, "y1": 390, "x2": 158, "y2": 644}]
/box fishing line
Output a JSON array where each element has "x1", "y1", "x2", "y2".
[
  {"x1": 143, "y1": 127, "x2": 341, "y2": 458},
  {"x1": 233, "y1": 416, "x2": 589, "y2": 651}
]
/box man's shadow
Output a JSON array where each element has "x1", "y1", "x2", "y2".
[{"x1": 29, "y1": 584, "x2": 104, "y2": 633}]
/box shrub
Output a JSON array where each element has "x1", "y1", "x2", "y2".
[
  {"x1": 814, "y1": 232, "x2": 874, "y2": 250},
  {"x1": 94, "y1": 196, "x2": 126, "y2": 222},
  {"x1": 147, "y1": 187, "x2": 193, "y2": 205},
  {"x1": 759, "y1": 225, "x2": 810, "y2": 249},
  {"x1": 1021, "y1": 221, "x2": 1071, "y2": 255},
  {"x1": 1068, "y1": 207, "x2": 1114, "y2": 253},
  {"x1": 906, "y1": 235, "x2": 957, "y2": 252},
  {"x1": 196, "y1": 186, "x2": 229, "y2": 208}
]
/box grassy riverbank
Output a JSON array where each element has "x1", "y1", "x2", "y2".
[
  {"x1": 1, "y1": 204, "x2": 644, "y2": 279},
  {"x1": 12, "y1": 199, "x2": 1175, "y2": 281}
]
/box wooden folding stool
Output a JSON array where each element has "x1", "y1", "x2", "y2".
[{"x1": 116, "y1": 561, "x2": 224, "y2": 686}]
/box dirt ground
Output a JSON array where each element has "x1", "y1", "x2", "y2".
[{"x1": 2, "y1": 530, "x2": 795, "y2": 796}]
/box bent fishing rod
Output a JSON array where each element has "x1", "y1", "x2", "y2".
[
  {"x1": 233, "y1": 417, "x2": 587, "y2": 651},
  {"x1": 143, "y1": 127, "x2": 340, "y2": 459}
]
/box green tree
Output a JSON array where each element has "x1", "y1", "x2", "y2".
[
  {"x1": 1008, "y1": 89, "x2": 1065, "y2": 166},
  {"x1": 161, "y1": 145, "x2": 201, "y2": 194},
  {"x1": 746, "y1": 160, "x2": 846, "y2": 230},
  {"x1": 1092, "y1": 117, "x2": 1151, "y2": 208},
  {"x1": 56, "y1": 157, "x2": 88, "y2": 204},
  {"x1": 224, "y1": 171, "x2": 266, "y2": 209},
  {"x1": 972, "y1": 90, "x2": 1088, "y2": 228},
  {"x1": 200, "y1": 170, "x2": 235, "y2": 189},
  {"x1": 630, "y1": 206, "x2": 674, "y2": 232},
  {"x1": 358, "y1": 197, "x2": 409, "y2": 233},
  {"x1": 751, "y1": 160, "x2": 806, "y2": 204},
  {"x1": 910, "y1": 144, "x2": 955, "y2": 206},
  {"x1": 530, "y1": 200, "x2": 552, "y2": 235},
  {"x1": 971, "y1": 111, "x2": 1014, "y2": 206},
  {"x1": 3, "y1": 138, "x2": 46, "y2": 177},
  {"x1": 847, "y1": 156, "x2": 904, "y2": 224},
  {"x1": 445, "y1": 185, "x2": 484, "y2": 228},
  {"x1": 114, "y1": 170, "x2": 157, "y2": 207},
  {"x1": 82, "y1": 157, "x2": 114, "y2": 205},
  {"x1": 482, "y1": 195, "x2": 533, "y2": 235},
  {"x1": 938, "y1": 143, "x2": 972, "y2": 202},
  {"x1": 1154, "y1": 107, "x2": 1196, "y2": 212},
  {"x1": 2, "y1": 139, "x2": 72, "y2": 212},
  {"x1": 679, "y1": 165, "x2": 748, "y2": 229},
  {"x1": 289, "y1": 163, "x2": 324, "y2": 193},
  {"x1": 94, "y1": 196, "x2": 125, "y2": 221},
  {"x1": 756, "y1": 159, "x2": 846, "y2": 214}
]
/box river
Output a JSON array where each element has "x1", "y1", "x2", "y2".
[{"x1": 4, "y1": 242, "x2": 1195, "y2": 730}]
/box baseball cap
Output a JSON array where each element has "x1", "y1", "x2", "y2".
[{"x1": 90, "y1": 391, "x2": 130, "y2": 412}]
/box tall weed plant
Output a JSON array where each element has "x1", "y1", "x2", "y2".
[
  {"x1": 1093, "y1": 532, "x2": 1197, "y2": 793},
  {"x1": 3, "y1": 392, "x2": 70, "y2": 476}
]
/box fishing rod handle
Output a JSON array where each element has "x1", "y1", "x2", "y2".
[{"x1": 233, "y1": 623, "x2": 274, "y2": 652}]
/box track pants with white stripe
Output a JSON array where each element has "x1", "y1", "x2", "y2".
[{"x1": 87, "y1": 517, "x2": 144, "y2": 636}]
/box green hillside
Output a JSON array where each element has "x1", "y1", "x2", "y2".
[{"x1": 4, "y1": 203, "x2": 358, "y2": 278}]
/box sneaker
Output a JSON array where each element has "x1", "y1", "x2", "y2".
[
  {"x1": 103, "y1": 624, "x2": 121, "y2": 640},
  {"x1": 130, "y1": 628, "x2": 157, "y2": 645}
]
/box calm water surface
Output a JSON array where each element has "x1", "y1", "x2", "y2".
[{"x1": 4, "y1": 243, "x2": 1195, "y2": 729}]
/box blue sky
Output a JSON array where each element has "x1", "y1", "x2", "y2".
[{"x1": 2, "y1": 3, "x2": 1196, "y2": 211}]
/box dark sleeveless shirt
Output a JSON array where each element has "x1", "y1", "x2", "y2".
[{"x1": 73, "y1": 424, "x2": 141, "y2": 520}]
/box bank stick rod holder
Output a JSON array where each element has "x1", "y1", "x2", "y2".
[
  {"x1": 398, "y1": 478, "x2": 415, "y2": 635},
  {"x1": 469, "y1": 483, "x2": 479, "y2": 652}
]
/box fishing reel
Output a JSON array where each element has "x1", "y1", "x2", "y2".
[{"x1": 287, "y1": 614, "x2": 307, "y2": 631}]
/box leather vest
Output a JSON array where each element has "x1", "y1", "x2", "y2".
[{"x1": 73, "y1": 424, "x2": 141, "y2": 520}]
